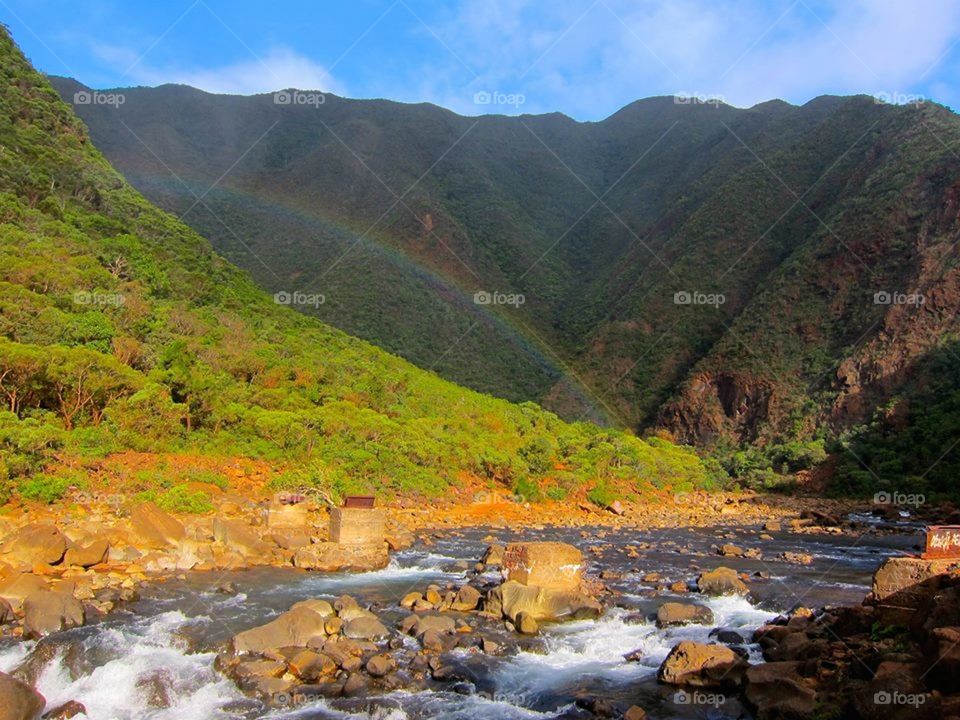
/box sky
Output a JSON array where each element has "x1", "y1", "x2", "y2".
[{"x1": 2, "y1": 0, "x2": 959, "y2": 121}]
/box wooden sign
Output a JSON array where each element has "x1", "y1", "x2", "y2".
[
  {"x1": 343, "y1": 495, "x2": 375, "y2": 509},
  {"x1": 922, "y1": 525, "x2": 960, "y2": 559}
]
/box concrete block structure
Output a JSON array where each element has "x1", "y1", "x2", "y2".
[{"x1": 329, "y1": 507, "x2": 385, "y2": 546}]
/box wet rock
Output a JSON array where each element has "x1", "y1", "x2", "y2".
[
  {"x1": 129, "y1": 502, "x2": 185, "y2": 549},
  {"x1": 365, "y1": 653, "x2": 396, "y2": 677},
  {"x1": 744, "y1": 661, "x2": 815, "y2": 719},
  {"x1": 669, "y1": 581, "x2": 688, "y2": 593},
  {"x1": 502, "y1": 542, "x2": 584, "y2": 590},
  {"x1": 697, "y1": 567, "x2": 749, "y2": 596},
  {"x1": 216, "y1": 581, "x2": 237, "y2": 595},
  {"x1": 780, "y1": 552, "x2": 813, "y2": 565},
  {"x1": 485, "y1": 580, "x2": 601, "y2": 623},
  {"x1": 575, "y1": 696, "x2": 615, "y2": 716},
  {"x1": 400, "y1": 592, "x2": 421, "y2": 609},
  {"x1": 763, "y1": 521, "x2": 781, "y2": 532},
  {"x1": 293, "y1": 542, "x2": 388, "y2": 572},
  {"x1": 713, "y1": 629, "x2": 745, "y2": 645},
  {"x1": 63, "y1": 539, "x2": 109, "y2": 568},
  {"x1": 717, "y1": 543, "x2": 744, "y2": 557},
  {"x1": 656, "y1": 602, "x2": 714, "y2": 628},
  {"x1": 384, "y1": 532, "x2": 415, "y2": 551},
  {"x1": 1, "y1": 524, "x2": 66, "y2": 568},
  {"x1": 0, "y1": 671, "x2": 45, "y2": 720},
  {"x1": 291, "y1": 599, "x2": 334, "y2": 618},
  {"x1": 287, "y1": 650, "x2": 337, "y2": 681},
  {"x1": 516, "y1": 612, "x2": 538, "y2": 635},
  {"x1": 232, "y1": 605, "x2": 328, "y2": 654},
  {"x1": 624, "y1": 706, "x2": 647, "y2": 720},
  {"x1": 343, "y1": 617, "x2": 389, "y2": 641},
  {"x1": 451, "y1": 585, "x2": 481, "y2": 611},
  {"x1": 409, "y1": 614, "x2": 455, "y2": 636},
  {"x1": 341, "y1": 673, "x2": 369, "y2": 697},
  {"x1": 42, "y1": 700, "x2": 86, "y2": 719},
  {"x1": 23, "y1": 590, "x2": 85, "y2": 639},
  {"x1": 657, "y1": 641, "x2": 748, "y2": 688}
]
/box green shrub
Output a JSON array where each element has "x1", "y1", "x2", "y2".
[{"x1": 18, "y1": 472, "x2": 80, "y2": 504}]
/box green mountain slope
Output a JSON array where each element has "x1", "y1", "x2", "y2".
[
  {"x1": 0, "y1": 27, "x2": 716, "y2": 505},
  {"x1": 46, "y1": 55, "x2": 960, "y2": 496}
]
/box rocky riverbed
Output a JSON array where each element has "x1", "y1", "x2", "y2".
[{"x1": 0, "y1": 507, "x2": 940, "y2": 720}]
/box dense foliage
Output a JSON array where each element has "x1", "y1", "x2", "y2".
[{"x1": 0, "y1": 27, "x2": 718, "y2": 506}]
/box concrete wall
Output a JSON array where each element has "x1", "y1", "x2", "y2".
[{"x1": 329, "y1": 507, "x2": 385, "y2": 546}]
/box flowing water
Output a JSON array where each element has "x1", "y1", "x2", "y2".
[{"x1": 0, "y1": 520, "x2": 921, "y2": 720}]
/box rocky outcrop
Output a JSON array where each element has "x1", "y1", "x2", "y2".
[
  {"x1": 657, "y1": 640, "x2": 748, "y2": 688},
  {"x1": 501, "y1": 542, "x2": 584, "y2": 590}
]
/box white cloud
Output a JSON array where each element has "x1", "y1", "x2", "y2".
[
  {"x1": 92, "y1": 44, "x2": 343, "y2": 96},
  {"x1": 416, "y1": 0, "x2": 960, "y2": 117}
]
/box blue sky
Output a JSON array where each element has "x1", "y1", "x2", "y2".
[{"x1": 3, "y1": 0, "x2": 959, "y2": 120}]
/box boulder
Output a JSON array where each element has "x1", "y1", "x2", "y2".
[
  {"x1": 231, "y1": 605, "x2": 328, "y2": 654},
  {"x1": 213, "y1": 517, "x2": 271, "y2": 557},
  {"x1": 293, "y1": 542, "x2": 388, "y2": 572},
  {"x1": 697, "y1": 567, "x2": 749, "y2": 596},
  {"x1": 872, "y1": 557, "x2": 957, "y2": 608},
  {"x1": 0, "y1": 598, "x2": 13, "y2": 625},
  {"x1": 451, "y1": 585, "x2": 481, "y2": 611},
  {"x1": 502, "y1": 542, "x2": 584, "y2": 590},
  {"x1": 0, "y1": 574, "x2": 48, "y2": 611},
  {"x1": 516, "y1": 612, "x2": 538, "y2": 635},
  {"x1": 23, "y1": 590, "x2": 85, "y2": 639},
  {"x1": 287, "y1": 650, "x2": 337, "y2": 681},
  {"x1": 408, "y1": 614, "x2": 455, "y2": 636},
  {"x1": 129, "y1": 502, "x2": 185, "y2": 549},
  {"x1": 1, "y1": 524, "x2": 66, "y2": 567},
  {"x1": 365, "y1": 653, "x2": 395, "y2": 677},
  {"x1": 343, "y1": 616, "x2": 389, "y2": 641},
  {"x1": 744, "y1": 661, "x2": 816, "y2": 719},
  {"x1": 657, "y1": 641, "x2": 748, "y2": 688},
  {"x1": 656, "y1": 602, "x2": 714, "y2": 628},
  {"x1": 291, "y1": 599, "x2": 334, "y2": 618},
  {"x1": 64, "y1": 539, "x2": 110, "y2": 568},
  {"x1": 0, "y1": 671, "x2": 45, "y2": 720},
  {"x1": 485, "y1": 580, "x2": 601, "y2": 623}
]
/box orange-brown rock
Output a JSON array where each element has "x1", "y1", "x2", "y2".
[
  {"x1": 657, "y1": 640, "x2": 748, "y2": 688},
  {"x1": 502, "y1": 542, "x2": 584, "y2": 591}
]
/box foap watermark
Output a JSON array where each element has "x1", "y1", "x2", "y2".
[
  {"x1": 674, "y1": 290, "x2": 725, "y2": 308},
  {"x1": 873, "y1": 91, "x2": 926, "y2": 107},
  {"x1": 874, "y1": 290, "x2": 925, "y2": 306},
  {"x1": 674, "y1": 689, "x2": 726, "y2": 707},
  {"x1": 474, "y1": 290, "x2": 525, "y2": 307},
  {"x1": 674, "y1": 91, "x2": 726, "y2": 107},
  {"x1": 73, "y1": 290, "x2": 125, "y2": 307},
  {"x1": 873, "y1": 690, "x2": 927, "y2": 708},
  {"x1": 73, "y1": 90, "x2": 125, "y2": 107},
  {"x1": 273, "y1": 290, "x2": 325, "y2": 308},
  {"x1": 473, "y1": 90, "x2": 526, "y2": 109},
  {"x1": 273, "y1": 90, "x2": 326, "y2": 108},
  {"x1": 874, "y1": 490, "x2": 925, "y2": 508}
]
